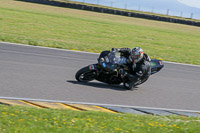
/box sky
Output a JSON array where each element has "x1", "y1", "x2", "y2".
[{"x1": 178, "y1": 0, "x2": 200, "y2": 9}]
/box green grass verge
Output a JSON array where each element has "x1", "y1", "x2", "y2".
[
  {"x1": 0, "y1": 0, "x2": 200, "y2": 65},
  {"x1": 1, "y1": 104, "x2": 200, "y2": 133}
]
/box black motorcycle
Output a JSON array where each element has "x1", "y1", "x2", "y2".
[{"x1": 75, "y1": 50, "x2": 164, "y2": 89}]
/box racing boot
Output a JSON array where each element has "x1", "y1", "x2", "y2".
[
  {"x1": 126, "y1": 74, "x2": 139, "y2": 82},
  {"x1": 124, "y1": 73, "x2": 140, "y2": 90},
  {"x1": 123, "y1": 80, "x2": 135, "y2": 90}
]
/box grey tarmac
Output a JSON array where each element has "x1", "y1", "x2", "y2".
[{"x1": 0, "y1": 42, "x2": 200, "y2": 111}]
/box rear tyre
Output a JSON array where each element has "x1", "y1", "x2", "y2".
[{"x1": 75, "y1": 66, "x2": 96, "y2": 82}]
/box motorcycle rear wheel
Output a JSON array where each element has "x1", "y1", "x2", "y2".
[{"x1": 75, "y1": 66, "x2": 96, "y2": 82}]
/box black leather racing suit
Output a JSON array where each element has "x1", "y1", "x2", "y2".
[{"x1": 116, "y1": 48, "x2": 151, "y2": 87}]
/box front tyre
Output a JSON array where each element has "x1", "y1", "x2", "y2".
[{"x1": 75, "y1": 66, "x2": 96, "y2": 82}]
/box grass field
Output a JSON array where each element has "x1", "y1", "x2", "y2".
[
  {"x1": 1, "y1": 104, "x2": 200, "y2": 133},
  {"x1": 0, "y1": 0, "x2": 200, "y2": 65}
]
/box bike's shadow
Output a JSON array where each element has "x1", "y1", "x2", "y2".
[{"x1": 67, "y1": 80, "x2": 138, "y2": 91}]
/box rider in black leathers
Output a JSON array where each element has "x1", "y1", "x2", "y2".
[{"x1": 112, "y1": 47, "x2": 151, "y2": 89}]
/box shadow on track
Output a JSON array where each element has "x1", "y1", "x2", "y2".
[{"x1": 67, "y1": 80, "x2": 138, "y2": 91}]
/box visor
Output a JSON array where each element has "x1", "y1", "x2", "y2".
[
  {"x1": 132, "y1": 55, "x2": 140, "y2": 60},
  {"x1": 131, "y1": 51, "x2": 140, "y2": 59}
]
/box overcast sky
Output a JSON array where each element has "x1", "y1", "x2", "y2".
[{"x1": 178, "y1": 0, "x2": 200, "y2": 8}]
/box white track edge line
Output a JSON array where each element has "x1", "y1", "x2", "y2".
[
  {"x1": 1, "y1": 41, "x2": 200, "y2": 67},
  {"x1": 0, "y1": 96, "x2": 200, "y2": 113}
]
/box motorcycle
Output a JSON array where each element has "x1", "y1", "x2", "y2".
[{"x1": 75, "y1": 50, "x2": 164, "y2": 89}]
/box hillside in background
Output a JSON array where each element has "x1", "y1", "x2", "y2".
[{"x1": 73, "y1": 0, "x2": 200, "y2": 19}]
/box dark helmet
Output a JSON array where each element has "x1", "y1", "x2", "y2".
[{"x1": 131, "y1": 47, "x2": 144, "y2": 63}]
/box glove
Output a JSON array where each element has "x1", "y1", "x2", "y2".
[
  {"x1": 119, "y1": 48, "x2": 131, "y2": 53},
  {"x1": 111, "y1": 48, "x2": 120, "y2": 52},
  {"x1": 111, "y1": 48, "x2": 116, "y2": 52}
]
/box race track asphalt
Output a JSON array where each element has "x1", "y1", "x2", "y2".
[{"x1": 1, "y1": 42, "x2": 200, "y2": 111}]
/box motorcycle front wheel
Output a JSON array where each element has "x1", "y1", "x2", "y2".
[{"x1": 75, "y1": 66, "x2": 96, "y2": 82}]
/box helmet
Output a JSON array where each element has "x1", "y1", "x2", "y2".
[{"x1": 131, "y1": 47, "x2": 144, "y2": 63}]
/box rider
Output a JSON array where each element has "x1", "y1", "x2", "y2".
[{"x1": 112, "y1": 47, "x2": 151, "y2": 89}]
